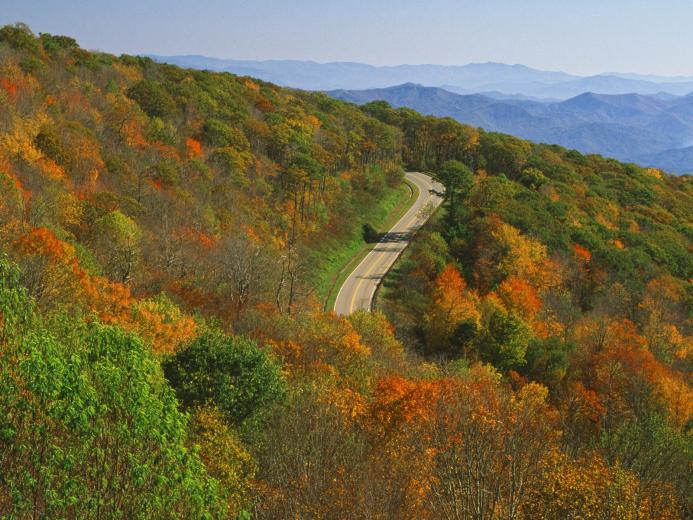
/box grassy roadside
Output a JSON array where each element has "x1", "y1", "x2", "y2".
[
  {"x1": 373, "y1": 200, "x2": 445, "y2": 312},
  {"x1": 313, "y1": 178, "x2": 419, "y2": 311}
]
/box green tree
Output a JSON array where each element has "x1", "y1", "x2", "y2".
[
  {"x1": 599, "y1": 413, "x2": 692, "y2": 513},
  {"x1": 437, "y1": 159, "x2": 474, "y2": 225},
  {"x1": 518, "y1": 167, "x2": 548, "y2": 190},
  {"x1": 201, "y1": 118, "x2": 250, "y2": 149},
  {"x1": 0, "y1": 23, "x2": 39, "y2": 52},
  {"x1": 34, "y1": 129, "x2": 70, "y2": 167},
  {"x1": 126, "y1": 79, "x2": 177, "y2": 118},
  {"x1": 39, "y1": 32, "x2": 79, "y2": 52},
  {"x1": 164, "y1": 331, "x2": 286, "y2": 431},
  {"x1": 524, "y1": 337, "x2": 572, "y2": 389},
  {"x1": 93, "y1": 210, "x2": 142, "y2": 284},
  {"x1": 477, "y1": 307, "x2": 532, "y2": 370},
  {"x1": 479, "y1": 132, "x2": 531, "y2": 177}
]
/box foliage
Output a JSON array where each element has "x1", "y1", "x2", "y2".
[
  {"x1": 164, "y1": 331, "x2": 286, "y2": 430},
  {"x1": 0, "y1": 259, "x2": 224, "y2": 518},
  {"x1": 371, "y1": 86, "x2": 692, "y2": 517},
  {"x1": 126, "y1": 79, "x2": 177, "y2": 118},
  {"x1": 477, "y1": 305, "x2": 533, "y2": 369},
  {"x1": 1, "y1": 25, "x2": 691, "y2": 519},
  {"x1": 437, "y1": 159, "x2": 473, "y2": 223},
  {"x1": 189, "y1": 406, "x2": 257, "y2": 517}
]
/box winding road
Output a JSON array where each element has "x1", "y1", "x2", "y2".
[{"x1": 334, "y1": 172, "x2": 444, "y2": 315}]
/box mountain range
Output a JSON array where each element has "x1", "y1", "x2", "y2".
[
  {"x1": 329, "y1": 83, "x2": 693, "y2": 173},
  {"x1": 149, "y1": 56, "x2": 693, "y2": 99}
]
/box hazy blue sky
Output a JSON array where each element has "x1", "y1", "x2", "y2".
[{"x1": 2, "y1": 0, "x2": 691, "y2": 76}]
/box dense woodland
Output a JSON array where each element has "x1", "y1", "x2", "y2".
[{"x1": 0, "y1": 24, "x2": 690, "y2": 519}]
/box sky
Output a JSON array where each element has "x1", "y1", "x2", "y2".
[{"x1": 1, "y1": 0, "x2": 692, "y2": 76}]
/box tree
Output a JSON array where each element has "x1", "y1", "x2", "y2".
[
  {"x1": 424, "y1": 263, "x2": 480, "y2": 356},
  {"x1": 0, "y1": 23, "x2": 39, "y2": 52},
  {"x1": 598, "y1": 413, "x2": 692, "y2": 516},
  {"x1": 266, "y1": 311, "x2": 372, "y2": 382},
  {"x1": 127, "y1": 294, "x2": 197, "y2": 355},
  {"x1": 518, "y1": 167, "x2": 548, "y2": 189},
  {"x1": 408, "y1": 230, "x2": 449, "y2": 281},
  {"x1": 479, "y1": 132, "x2": 531, "y2": 177},
  {"x1": 210, "y1": 231, "x2": 277, "y2": 322},
  {"x1": 364, "y1": 367, "x2": 559, "y2": 519},
  {"x1": 498, "y1": 275, "x2": 543, "y2": 322},
  {"x1": 522, "y1": 450, "x2": 681, "y2": 520},
  {"x1": 164, "y1": 331, "x2": 286, "y2": 430},
  {"x1": 126, "y1": 79, "x2": 176, "y2": 118},
  {"x1": 39, "y1": 32, "x2": 79, "y2": 52},
  {"x1": 255, "y1": 382, "x2": 367, "y2": 519},
  {"x1": 202, "y1": 118, "x2": 251, "y2": 149},
  {"x1": 189, "y1": 406, "x2": 257, "y2": 517},
  {"x1": 437, "y1": 159, "x2": 473, "y2": 224},
  {"x1": 472, "y1": 218, "x2": 551, "y2": 293},
  {"x1": 477, "y1": 303, "x2": 533, "y2": 370},
  {"x1": 426, "y1": 380, "x2": 559, "y2": 520},
  {"x1": 524, "y1": 337, "x2": 572, "y2": 389},
  {"x1": 185, "y1": 136, "x2": 203, "y2": 158},
  {"x1": 34, "y1": 129, "x2": 69, "y2": 167},
  {"x1": 93, "y1": 210, "x2": 142, "y2": 284},
  {"x1": 348, "y1": 310, "x2": 407, "y2": 375},
  {"x1": 13, "y1": 227, "x2": 85, "y2": 310}
]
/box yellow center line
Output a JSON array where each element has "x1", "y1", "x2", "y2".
[
  {"x1": 347, "y1": 197, "x2": 425, "y2": 313},
  {"x1": 348, "y1": 245, "x2": 381, "y2": 313}
]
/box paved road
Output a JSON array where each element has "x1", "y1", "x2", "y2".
[{"x1": 334, "y1": 172, "x2": 444, "y2": 315}]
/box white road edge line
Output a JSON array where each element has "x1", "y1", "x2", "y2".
[{"x1": 334, "y1": 171, "x2": 443, "y2": 315}]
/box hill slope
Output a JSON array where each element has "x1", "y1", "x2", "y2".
[{"x1": 1, "y1": 24, "x2": 691, "y2": 519}]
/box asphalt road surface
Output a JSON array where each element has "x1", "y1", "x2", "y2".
[{"x1": 334, "y1": 172, "x2": 444, "y2": 315}]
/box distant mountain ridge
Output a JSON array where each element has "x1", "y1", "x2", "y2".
[
  {"x1": 329, "y1": 84, "x2": 693, "y2": 174},
  {"x1": 149, "y1": 55, "x2": 693, "y2": 99}
]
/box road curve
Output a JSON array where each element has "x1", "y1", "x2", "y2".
[{"x1": 334, "y1": 172, "x2": 444, "y2": 316}]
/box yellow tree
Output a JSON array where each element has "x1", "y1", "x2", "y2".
[
  {"x1": 522, "y1": 450, "x2": 681, "y2": 520},
  {"x1": 424, "y1": 263, "x2": 480, "y2": 354},
  {"x1": 189, "y1": 406, "x2": 257, "y2": 517}
]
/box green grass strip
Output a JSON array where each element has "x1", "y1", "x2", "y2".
[{"x1": 315, "y1": 179, "x2": 419, "y2": 311}]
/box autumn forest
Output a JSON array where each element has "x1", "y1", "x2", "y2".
[{"x1": 0, "y1": 24, "x2": 691, "y2": 519}]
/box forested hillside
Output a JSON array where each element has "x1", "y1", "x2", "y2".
[
  {"x1": 369, "y1": 100, "x2": 693, "y2": 518},
  {"x1": 0, "y1": 24, "x2": 690, "y2": 519}
]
